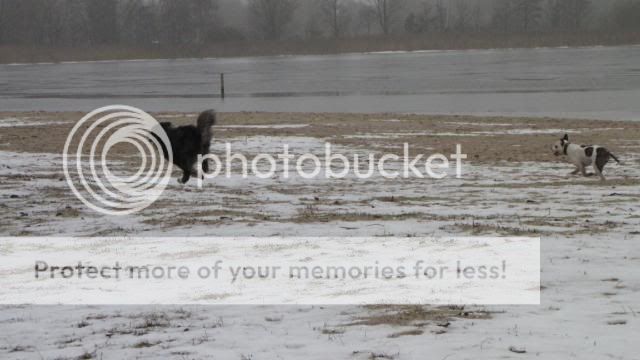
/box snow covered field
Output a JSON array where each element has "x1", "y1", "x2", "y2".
[{"x1": 0, "y1": 113, "x2": 639, "y2": 359}]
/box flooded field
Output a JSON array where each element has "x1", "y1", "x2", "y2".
[{"x1": 1, "y1": 46, "x2": 639, "y2": 120}]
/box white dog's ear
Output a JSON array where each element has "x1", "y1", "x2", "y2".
[{"x1": 563, "y1": 134, "x2": 569, "y2": 141}]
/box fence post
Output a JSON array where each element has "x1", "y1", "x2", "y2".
[{"x1": 220, "y1": 73, "x2": 225, "y2": 99}]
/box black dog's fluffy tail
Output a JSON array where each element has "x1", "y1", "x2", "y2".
[
  {"x1": 197, "y1": 110, "x2": 216, "y2": 175},
  {"x1": 197, "y1": 110, "x2": 216, "y2": 150}
]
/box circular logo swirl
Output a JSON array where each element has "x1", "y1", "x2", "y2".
[{"x1": 63, "y1": 105, "x2": 173, "y2": 215}]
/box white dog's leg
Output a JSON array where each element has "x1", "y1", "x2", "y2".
[
  {"x1": 593, "y1": 164, "x2": 606, "y2": 181},
  {"x1": 580, "y1": 165, "x2": 589, "y2": 177}
]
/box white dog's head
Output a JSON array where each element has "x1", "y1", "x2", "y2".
[{"x1": 552, "y1": 134, "x2": 569, "y2": 156}]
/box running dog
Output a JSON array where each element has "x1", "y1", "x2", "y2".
[
  {"x1": 155, "y1": 110, "x2": 216, "y2": 184},
  {"x1": 551, "y1": 134, "x2": 620, "y2": 181}
]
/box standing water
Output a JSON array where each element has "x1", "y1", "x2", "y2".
[{"x1": 1, "y1": 45, "x2": 639, "y2": 120}]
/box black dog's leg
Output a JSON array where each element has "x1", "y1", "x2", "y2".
[
  {"x1": 177, "y1": 155, "x2": 196, "y2": 184},
  {"x1": 180, "y1": 171, "x2": 191, "y2": 184},
  {"x1": 200, "y1": 141, "x2": 211, "y2": 174}
]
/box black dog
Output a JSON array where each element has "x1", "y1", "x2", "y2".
[{"x1": 155, "y1": 110, "x2": 216, "y2": 184}]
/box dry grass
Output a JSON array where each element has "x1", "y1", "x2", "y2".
[
  {"x1": 2, "y1": 111, "x2": 639, "y2": 165},
  {"x1": 132, "y1": 340, "x2": 158, "y2": 348},
  {"x1": 447, "y1": 222, "x2": 546, "y2": 236},
  {"x1": 347, "y1": 305, "x2": 490, "y2": 327},
  {"x1": 464, "y1": 178, "x2": 640, "y2": 189},
  {"x1": 387, "y1": 329, "x2": 424, "y2": 338},
  {"x1": 1, "y1": 32, "x2": 639, "y2": 64},
  {"x1": 291, "y1": 210, "x2": 428, "y2": 224},
  {"x1": 142, "y1": 209, "x2": 259, "y2": 227}
]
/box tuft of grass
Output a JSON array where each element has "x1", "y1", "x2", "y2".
[
  {"x1": 9, "y1": 345, "x2": 33, "y2": 353},
  {"x1": 387, "y1": 329, "x2": 424, "y2": 338},
  {"x1": 264, "y1": 316, "x2": 283, "y2": 322},
  {"x1": 321, "y1": 327, "x2": 345, "y2": 335},
  {"x1": 76, "y1": 351, "x2": 96, "y2": 360},
  {"x1": 134, "y1": 313, "x2": 171, "y2": 329},
  {"x1": 55, "y1": 337, "x2": 81, "y2": 347},
  {"x1": 56, "y1": 206, "x2": 80, "y2": 218},
  {"x1": 76, "y1": 320, "x2": 90, "y2": 328},
  {"x1": 292, "y1": 210, "x2": 427, "y2": 224},
  {"x1": 191, "y1": 331, "x2": 212, "y2": 346},
  {"x1": 347, "y1": 305, "x2": 490, "y2": 327},
  {"x1": 297, "y1": 204, "x2": 319, "y2": 220},
  {"x1": 451, "y1": 222, "x2": 544, "y2": 236},
  {"x1": 132, "y1": 340, "x2": 157, "y2": 348}
]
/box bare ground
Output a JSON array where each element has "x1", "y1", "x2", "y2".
[{"x1": 2, "y1": 111, "x2": 640, "y2": 162}]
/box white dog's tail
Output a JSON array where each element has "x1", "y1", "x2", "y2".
[{"x1": 608, "y1": 150, "x2": 621, "y2": 165}]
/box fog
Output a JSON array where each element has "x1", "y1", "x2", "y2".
[{"x1": 0, "y1": 0, "x2": 638, "y2": 48}]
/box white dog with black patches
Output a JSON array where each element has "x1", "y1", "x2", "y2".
[{"x1": 552, "y1": 134, "x2": 620, "y2": 181}]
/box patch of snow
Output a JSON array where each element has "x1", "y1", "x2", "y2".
[
  {"x1": 0, "y1": 135, "x2": 639, "y2": 359},
  {"x1": 0, "y1": 118, "x2": 70, "y2": 128},
  {"x1": 218, "y1": 124, "x2": 309, "y2": 129}
]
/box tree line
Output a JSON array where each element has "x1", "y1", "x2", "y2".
[{"x1": 0, "y1": 0, "x2": 639, "y2": 48}]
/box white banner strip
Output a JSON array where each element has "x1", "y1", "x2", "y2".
[{"x1": 0, "y1": 237, "x2": 540, "y2": 305}]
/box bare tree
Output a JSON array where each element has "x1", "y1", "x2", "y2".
[
  {"x1": 357, "y1": 2, "x2": 377, "y2": 35},
  {"x1": 0, "y1": 0, "x2": 4, "y2": 43},
  {"x1": 369, "y1": 0, "x2": 404, "y2": 35},
  {"x1": 404, "y1": 1, "x2": 432, "y2": 34},
  {"x1": 0, "y1": 0, "x2": 636, "y2": 50},
  {"x1": 434, "y1": 0, "x2": 449, "y2": 32},
  {"x1": 54, "y1": 0, "x2": 90, "y2": 47},
  {"x1": 470, "y1": 1, "x2": 482, "y2": 31},
  {"x1": 568, "y1": 0, "x2": 591, "y2": 29},
  {"x1": 491, "y1": 0, "x2": 513, "y2": 32},
  {"x1": 0, "y1": 0, "x2": 26, "y2": 44},
  {"x1": 248, "y1": 0, "x2": 297, "y2": 40},
  {"x1": 304, "y1": 14, "x2": 323, "y2": 39},
  {"x1": 612, "y1": 0, "x2": 640, "y2": 30},
  {"x1": 41, "y1": 0, "x2": 67, "y2": 46},
  {"x1": 549, "y1": 0, "x2": 590, "y2": 30},
  {"x1": 87, "y1": 0, "x2": 118, "y2": 45},
  {"x1": 160, "y1": 0, "x2": 193, "y2": 45},
  {"x1": 119, "y1": 0, "x2": 158, "y2": 46},
  {"x1": 454, "y1": 0, "x2": 471, "y2": 32},
  {"x1": 514, "y1": 0, "x2": 543, "y2": 32},
  {"x1": 190, "y1": 0, "x2": 220, "y2": 44},
  {"x1": 320, "y1": 0, "x2": 350, "y2": 38}
]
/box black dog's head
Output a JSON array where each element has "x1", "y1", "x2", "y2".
[
  {"x1": 149, "y1": 122, "x2": 174, "y2": 159},
  {"x1": 159, "y1": 122, "x2": 173, "y2": 133},
  {"x1": 552, "y1": 134, "x2": 569, "y2": 156}
]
